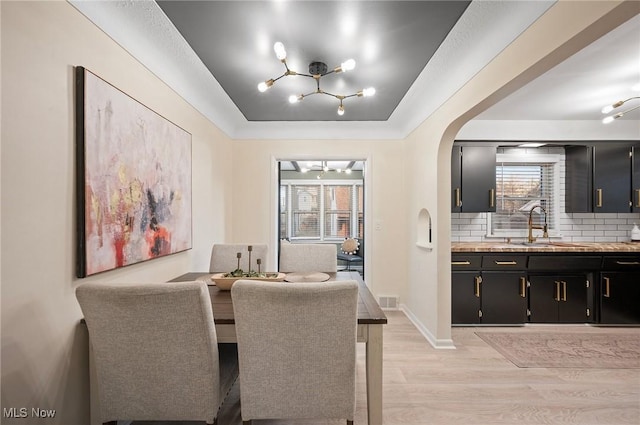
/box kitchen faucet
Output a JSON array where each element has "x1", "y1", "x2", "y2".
[{"x1": 528, "y1": 204, "x2": 548, "y2": 243}]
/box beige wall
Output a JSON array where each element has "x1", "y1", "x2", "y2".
[
  {"x1": 231, "y1": 140, "x2": 408, "y2": 298},
  {"x1": 1, "y1": 2, "x2": 232, "y2": 423}
]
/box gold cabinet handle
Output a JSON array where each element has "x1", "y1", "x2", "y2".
[
  {"x1": 636, "y1": 189, "x2": 640, "y2": 208},
  {"x1": 615, "y1": 261, "x2": 640, "y2": 265},
  {"x1": 489, "y1": 189, "x2": 495, "y2": 208},
  {"x1": 519, "y1": 277, "x2": 526, "y2": 298},
  {"x1": 451, "y1": 260, "x2": 471, "y2": 265},
  {"x1": 455, "y1": 188, "x2": 461, "y2": 207},
  {"x1": 603, "y1": 277, "x2": 610, "y2": 298},
  {"x1": 596, "y1": 188, "x2": 603, "y2": 208},
  {"x1": 561, "y1": 281, "x2": 567, "y2": 302},
  {"x1": 494, "y1": 260, "x2": 517, "y2": 265},
  {"x1": 554, "y1": 281, "x2": 561, "y2": 301},
  {"x1": 474, "y1": 275, "x2": 482, "y2": 298}
]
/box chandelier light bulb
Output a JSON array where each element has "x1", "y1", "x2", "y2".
[
  {"x1": 337, "y1": 105, "x2": 345, "y2": 116},
  {"x1": 340, "y1": 59, "x2": 356, "y2": 72},
  {"x1": 274, "y1": 42, "x2": 287, "y2": 60},
  {"x1": 362, "y1": 87, "x2": 376, "y2": 97},
  {"x1": 301, "y1": 167, "x2": 308, "y2": 173},
  {"x1": 289, "y1": 94, "x2": 304, "y2": 104},
  {"x1": 258, "y1": 79, "x2": 274, "y2": 92},
  {"x1": 345, "y1": 169, "x2": 352, "y2": 174},
  {"x1": 602, "y1": 115, "x2": 615, "y2": 124}
]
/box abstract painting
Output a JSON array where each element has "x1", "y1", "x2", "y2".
[{"x1": 75, "y1": 67, "x2": 192, "y2": 277}]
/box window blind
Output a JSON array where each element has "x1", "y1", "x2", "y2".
[
  {"x1": 291, "y1": 185, "x2": 320, "y2": 238},
  {"x1": 493, "y1": 162, "x2": 556, "y2": 233}
]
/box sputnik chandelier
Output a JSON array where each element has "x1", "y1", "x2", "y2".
[{"x1": 258, "y1": 42, "x2": 375, "y2": 116}]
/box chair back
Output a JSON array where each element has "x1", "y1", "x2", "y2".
[
  {"x1": 279, "y1": 243, "x2": 337, "y2": 272},
  {"x1": 209, "y1": 243, "x2": 268, "y2": 273},
  {"x1": 231, "y1": 279, "x2": 358, "y2": 422},
  {"x1": 76, "y1": 282, "x2": 219, "y2": 424}
]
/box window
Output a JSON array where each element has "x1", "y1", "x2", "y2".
[
  {"x1": 281, "y1": 180, "x2": 363, "y2": 241},
  {"x1": 488, "y1": 153, "x2": 560, "y2": 237}
]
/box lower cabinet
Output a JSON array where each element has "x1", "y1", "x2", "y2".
[
  {"x1": 452, "y1": 271, "x2": 481, "y2": 324},
  {"x1": 451, "y1": 271, "x2": 527, "y2": 325},
  {"x1": 600, "y1": 272, "x2": 640, "y2": 324},
  {"x1": 481, "y1": 272, "x2": 528, "y2": 324},
  {"x1": 529, "y1": 275, "x2": 592, "y2": 323},
  {"x1": 452, "y1": 252, "x2": 639, "y2": 325}
]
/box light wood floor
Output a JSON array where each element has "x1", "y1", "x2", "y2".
[{"x1": 136, "y1": 310, "x2": 640, "y2": 425}]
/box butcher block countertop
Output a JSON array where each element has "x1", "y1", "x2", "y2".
[{"x1": 452, "y1": 241, "x2": 640, "y2": 253}]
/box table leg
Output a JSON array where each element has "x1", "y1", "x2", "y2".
[{"x1": 366, "y1": 324, "x2": 383, "y2": 425}]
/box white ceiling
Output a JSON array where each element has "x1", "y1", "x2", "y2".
[
  {"x1": 476, "y1": 12, "x2": 640, "y2": 122},
  {"x1": 70, "y1": 1, "x2": 639, "y2": 140}
]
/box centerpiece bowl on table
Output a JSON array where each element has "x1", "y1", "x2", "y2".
[{"x1": 209, "y1": 271, "x2": 286, "y2": 290}]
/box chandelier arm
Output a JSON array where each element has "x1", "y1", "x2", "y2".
[
  {"x1": 321, "y1": 91, "x2": 344, "y2": 100},
  {"x1": 322, "y1": 69, "x2": 337, "y2": 77},
  {"x1": 619, "y1": 104, "x2": 640, "y2": 117},
  {"x1": 293, "y1": 72, "x2": 315, "y2": 78},
  {"x1": 322, "y1": 91, "x2": 361, "y2": 101},
  {"x1": 622, "y1": 96, "x2": 640, "y2": 104},
  {"x1": 341, "y1": 92, "x2": 360, "y2": 100},
  {"x1": 272, "y1": 73, "x2": 288, "y2": 83}
]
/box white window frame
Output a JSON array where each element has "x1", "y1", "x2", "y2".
[{"x1": 486, "y1": 153, "x2": 561, "y2": 238}]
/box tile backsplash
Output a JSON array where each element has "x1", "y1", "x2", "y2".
[
  {"x1": 452, "y1": 146, "x2": 640, "y2": 243},
  {"x1": 452, "y1": 212, "x2": 640, "y2": 243}
]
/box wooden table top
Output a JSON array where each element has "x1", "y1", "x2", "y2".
[{"x1": 169, "y1": 271, "x2": 388, "y2": 325}]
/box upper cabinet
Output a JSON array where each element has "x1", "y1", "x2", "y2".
[
  {"x1": 593, "y1": 145, "x2": 633, "y2": 213},
  {"x1": 451, "y1": 144, "x2": 497, "y2": 213},
  {"x1": 565, "y1": 146, "x2": 593, "y2": 213},
  {"x1": 566, "y1": 144, "x2": 637, "y2": 213}
]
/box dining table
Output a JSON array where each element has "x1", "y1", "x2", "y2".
[{"x1": 169, "y1": 270, "x2": 388, "y2": 425}]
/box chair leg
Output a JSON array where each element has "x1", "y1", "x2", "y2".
[
  {"x1": 347, "y1": 421, "x2": 353, "y2": 425},
  {"x1": 243, "y1": 421, "x2": 252, "y2": 425}
]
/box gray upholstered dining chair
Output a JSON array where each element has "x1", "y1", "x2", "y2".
[
  {"x1": 231, "y1": 279, "x2": 358, "y2": 425},
  {"x1": 279, "y1": 242, "x2": 337, "y2": 272},
  {"x1": 76, "y1": 281, "x2": 233, "y2": 425},
  {"x1": 209, "y1": 243, "x2": 268, "y2": 273}
]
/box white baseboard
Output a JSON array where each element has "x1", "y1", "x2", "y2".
[{"x1": 399, "y1": 304, "x2": 456, "y2": 349}]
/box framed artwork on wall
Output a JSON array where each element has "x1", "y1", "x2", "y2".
[{"x1": 75, "y1": 66, "x2": 192, "y2": 277}]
